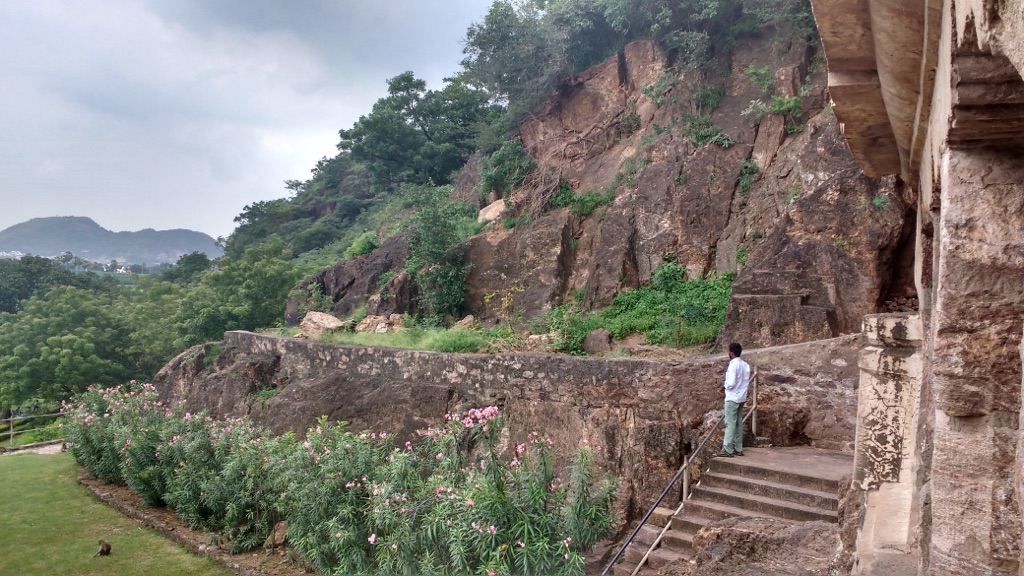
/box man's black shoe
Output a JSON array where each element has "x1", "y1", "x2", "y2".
[
  {"x1": 713, "y1": 451, "x2": 734, "y2": 458},
  {"x1": 735, "y1": 451, "x2": 744, "y2": 456}
]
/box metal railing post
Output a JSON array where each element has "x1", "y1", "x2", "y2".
[
  {"x1": 682, "y1": 456, "x2": 689, "y2": 499},
  {"x1": 752, "y1": 367, "x2": 758, "y2": 438}
]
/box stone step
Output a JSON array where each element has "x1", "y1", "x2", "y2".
[
  {"x1": 620, "y1": 540, "x2": 687, "y2": 572},
  {"x1": 633, "y1": 523, "x2": 662, "y2": 547},
  {"x1": 623, "y1": 542, "x2": 649, "y2": 565},
  {"x1": 660, "y1": 526, "x2": 696, "y2": 551},
  {"x1": 701, "y1": 470, "x2": 840, "y2": 511},
  {"x1": 675, "y1": 497, "x2": 767, "y2": 523},
  {"x1": 691, "y1": 484, "x2": 839, "y2": 522},
  {"x1": 649, "y1": 506, "x2": 675, "y2": 527},
  {"x1": 664, "y1": 508, "x2": 710, "y2": 537},
  {"x1": 647, "y1": 547, "x2": 686, "y2": 570},
  {"x1": 707, "y1": 455, "x2": 847, "y2": 493}
]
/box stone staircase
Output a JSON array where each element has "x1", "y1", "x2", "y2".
[{"x1": 610, "y1": 446, "x2": 852, "y2": 576}]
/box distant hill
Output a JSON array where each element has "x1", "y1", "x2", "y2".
[{"x1": 0, "y1": 217, "x2": 223, "y2": 265}]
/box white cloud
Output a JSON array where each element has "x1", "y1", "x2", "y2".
[{"x1": 0, "y1": 0, "x2": 493, "y2": 237}]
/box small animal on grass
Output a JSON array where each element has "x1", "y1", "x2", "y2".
[{"x1": 93, "y1": 540, "x2": 111, "y2": 557}]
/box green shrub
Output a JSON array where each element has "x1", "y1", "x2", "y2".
[
  {"x1": 680, "y1": 115, "x2": 734, "y2": 148},
  {"x1": 692, "y1": 84, "x2": 726, "y2": 112},
  {"x1": 542, "y1": 263, "x2": 734, "y2": 353},
  {"x1": 613, "y1": 155, "x2": 648, "y2": 188},
  {"x1": 12, "y1": 418, "x2": 64, "y2": 445},
  {"x1": 641, "y1": 72, "x2": 676, "y2": 106},
  {"x1": 745, "y1": 64, "x2": 774, "y2": 94},
  {"x1": 770, "y1": 95, "x2": 803, "y2": 118},
  {"x1": 737, "y1": 160, "x2": 760, "y2": 195},
  {"x1": 481, "y1": 140, "x2": 536, "y2": 196},
  {"x1": 66, "y1": 387, "x2": 618, "y2": 576},
  {"x1": 621, "y1": 105, "x2": 641, "y2": 135},
  {"x1": 343, "y1": 231, "x2": 379, "y2": 259},
  {"x1": 548, "y1": 182, "x2": 616, "y2": 216},
  {"x1": 741, "y1": 99, "x2": 768, "y2": 122},
  {"x1": 736, "y1": 246, "x2": 748, "y2": 266}
]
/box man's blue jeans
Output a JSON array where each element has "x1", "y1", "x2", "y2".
[{"x1": 723, "y1": 400, "x2": 744, "y2": 454}]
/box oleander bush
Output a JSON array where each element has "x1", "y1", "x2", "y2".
[{"x1": 63, "y1": 382, "x2": 617, "y2": 575}]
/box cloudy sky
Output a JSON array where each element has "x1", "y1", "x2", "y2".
[{"x1": 0, "y1": 0, "x2": 494, "y2": 239}]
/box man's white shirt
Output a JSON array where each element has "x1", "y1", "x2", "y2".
[{"x1": 724, "y1": 356, "x2": 751, "y2": 403}]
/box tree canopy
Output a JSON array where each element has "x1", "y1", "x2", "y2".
[{"x1": 338, "y1": 72, "x2": 496, "y2": 191}]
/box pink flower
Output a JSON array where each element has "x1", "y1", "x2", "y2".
[{"x1": 368, "y1": 533, "x2": 377, "y2": 544}]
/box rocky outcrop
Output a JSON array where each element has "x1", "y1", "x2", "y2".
[
  {"x1": 458, "y1": 36, "x2": 911, "y2": 335},
  {"x1": 718, "y1": 163, "x2": 913, "y2": 349},
  {"x1": 284, "y1": 234, "x2": 409, "y2": 325},
  {"x1": 153, "y1": 332, "x2": 861, "y2": 521},
  {"x1": 658, "y1": 517, "x2": 841, "y2": 576}
]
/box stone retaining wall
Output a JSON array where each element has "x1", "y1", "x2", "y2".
[{"x1": 154, "y1": 332, "x2": 861, "y2": 519}]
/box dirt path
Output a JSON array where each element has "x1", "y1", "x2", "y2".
[{"x1": 0, "y1": 440, "x2": 64, "y2": 455}]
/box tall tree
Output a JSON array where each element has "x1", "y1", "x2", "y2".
[
  {"x1": 338, "y1": 72, "x2": 493, "y2": 190},
  {"x1": 0, "y1": 286, "x2": 133, "y2": 406},
  {"x1": 173, "y1": 238, "x2": 300, "y2": 347}
]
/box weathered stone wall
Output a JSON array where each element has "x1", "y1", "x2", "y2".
[
  {"x1": 154, "y1": 332, "x2": 861, "y2": 519},
  {"x1": 924, "y1": 146, "x2": 1024, "y2": 576},
  {"x1": 812, "y1": 0, "x2": 1024, "y2": 572}
]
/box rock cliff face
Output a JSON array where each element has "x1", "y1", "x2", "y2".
[
  {"x1": 294, "y1": 36, "x2": 913, "y2": 346},
  {"x1": 459, "y1": 38, "x2": 911, "y2": 344},
  {"x1": 153, "y1": 331, "x2": 861, "y2": 520}
]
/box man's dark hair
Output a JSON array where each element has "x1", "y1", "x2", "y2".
[{"x1": 729, "y1": 342, "x2": 742, "y2": 357}]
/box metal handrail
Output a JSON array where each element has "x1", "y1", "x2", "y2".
[{"x1": 599, "y1": 368, "x2": 758, "y2": 576}]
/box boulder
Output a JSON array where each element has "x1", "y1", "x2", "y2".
[
  {"x1": 477, "y1": 199, "x2": 507, "y2": 224},
  {"x1": 298, "y1": 311, "x2": 345, "y2": 340},
  {"x1": 355, "y1": 315, "x2": 391, "y2": 334},
  {"x1": 263, "y1": 520, "x2": 288, "y2": 551},
  {"x1": 453, "y1": 315, "x2": 476, "y2": 330},
  {"x1": 583, "y1": 328, "x2": 613, "y2": 355}
]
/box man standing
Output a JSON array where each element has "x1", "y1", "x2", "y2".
[{"x1": 716, "y1": 342, "x2": 751, "y2": 457}]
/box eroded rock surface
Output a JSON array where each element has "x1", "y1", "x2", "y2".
[{"x1": 657, "y1": 517, "x2": 840, "y2": 576}]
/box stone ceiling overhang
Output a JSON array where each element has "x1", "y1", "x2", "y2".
[{"x1": 811, "y1": 0, "x2": 1024, "y2": 182}]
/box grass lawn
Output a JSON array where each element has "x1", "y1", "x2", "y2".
[{"x1": 0, "y1": 452, "x2": 234, "y2": 576}]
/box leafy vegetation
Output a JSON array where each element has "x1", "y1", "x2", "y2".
[
  {"x1": 403, "y1": 184, "x2": 478, "y2": 322},
  {"x1": 531, "y1": 262, "x2": 733, "y2": 354},
  {"x1": 64, "y1": 382, "x2": 617, "y2": 576},
  {"x1": 737, "y1": 160, "x2": 760, "y2": 195},
  {"x1": 770, "y1": 95, "x2": 803, "y2": 119},
  {"x1": 680, "y1": 115, "x2": 735, "y2": 148},
  {"x1": 338, "y1": 71, "x2": 497, "y2": 191},
  {"x1": 548, "y1": 180, "x2": 617, "y2": 216},
  {"x1": 343, "y1": 231, "x2": 380, "y2": 259},
  {"x1": 481, "y1": 139, "x2": 537, "y2": 196},
  {"x1": 745, "y1": 64, "x2": 774, "y2": 94}
]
